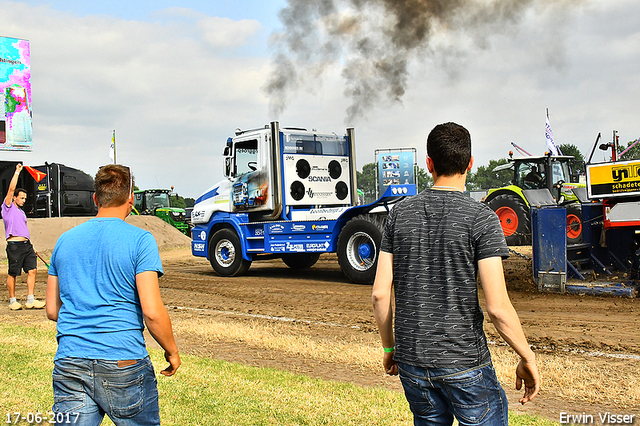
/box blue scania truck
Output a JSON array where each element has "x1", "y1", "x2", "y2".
[{"x1": 190, "y1": 122, "x2": 415, "y2": 284}]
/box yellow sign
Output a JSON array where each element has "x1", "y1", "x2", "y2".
[{"x1": 587, "y1": 159, "x2": 640, "y2": 198}]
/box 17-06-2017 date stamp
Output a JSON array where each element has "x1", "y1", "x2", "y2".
[{"x1": 5, "y1": 412, "x2": 79, "y2": 424}]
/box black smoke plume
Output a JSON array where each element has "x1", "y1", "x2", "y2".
[{"x1": 265, "y1": 0, "x2": 579, "y2": 122}]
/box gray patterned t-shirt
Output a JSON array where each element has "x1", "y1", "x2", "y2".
[{"x1": 380, "y1": 189, "x2": 509, "y2": 369}]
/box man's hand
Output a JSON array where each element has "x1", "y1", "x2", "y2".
[
  {"x1": 516, "y1": 358, "x2": 540, "y2": 404},
  {"x1": 15, "y1": 163, "x2": 23, "y2": 173},
  {"x1": 161, "y1": 351, "x2": 181, "y2": 376},
  {"x1": 383, "y1": 351, "x2": 398, "y2": 376}
]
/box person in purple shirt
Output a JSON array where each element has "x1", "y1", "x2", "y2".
[{"x1": 2, "y1": 163, "x2": 45, "y2": 310}]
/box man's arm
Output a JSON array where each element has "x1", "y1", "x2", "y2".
[
  {"x1": 371, "y1": 251, "x2": 397, "y2": 375},
  {"x1": 46, "y1": 275, "x2": 62, "y2": 321},
  {"x1": 478, "y1": 256, "x2": 540, "y2": 404},
  {"x1": 136, "y1": 270, "x2": 181, "y2": 376},
  {"x1": 5, "y1": 163, "x2": 22, "y2": 207}
]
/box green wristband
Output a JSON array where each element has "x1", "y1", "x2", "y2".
[{"x1": 383, "y1": 347, "x2": 395, "y2": 353}]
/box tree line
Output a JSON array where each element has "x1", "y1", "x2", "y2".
[{"x1": 356, "y1": 139, "x2": 640, "y2": 203}]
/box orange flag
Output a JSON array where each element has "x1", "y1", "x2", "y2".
[{"x1": 24, "y1": 166, "x2": 46, "y2": 183}]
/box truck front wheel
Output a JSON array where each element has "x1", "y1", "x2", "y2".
[
  {"x1": 487, "y1": 194, "x2": 531, "y2": 246},
  {"x1": 209, "y1": 228, "x2": 251, "y2": 276},
  {"x1": 337, "y1": 215, "x2": 384, "y2": 284}
]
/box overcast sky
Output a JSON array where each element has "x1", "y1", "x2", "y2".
[{"x1": 1, "y1": 0, "x2": 638, "y2": 198}]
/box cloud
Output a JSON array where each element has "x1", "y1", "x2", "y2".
[{"x1": 0, "y1": 1, "x2": 270, "y2": 196}]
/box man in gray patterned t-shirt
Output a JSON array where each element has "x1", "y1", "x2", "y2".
[{"x1": 372, "y1": 122, "x2": 539, "y2": 426}]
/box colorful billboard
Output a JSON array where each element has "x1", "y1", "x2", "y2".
[
  {"x1": 375, "y1": 148, "x2": 416, "y2": 197},
  {"x1": 1, "y1": 36, "x2": 32, "y2": 151}
]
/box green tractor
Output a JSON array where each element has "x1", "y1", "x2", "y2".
[
  {"x1": 132, "y1": 189, "x2": 190, "y2": 236},
  {"x1": 484, "y1": 154, "x2": 586, "y2": 246}
]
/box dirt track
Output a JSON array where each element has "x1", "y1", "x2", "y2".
[
  {"x1": 3, "y1": 217, "x2": 640, "y2": 422},
  {"x1": 153, "y1": 249, "x2": 640, "y2": 420}
]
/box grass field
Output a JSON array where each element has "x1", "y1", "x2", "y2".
[{"x1": 0, "y1": 322, "x2": 558, "y2": 425}]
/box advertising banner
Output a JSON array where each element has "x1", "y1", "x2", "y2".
[
  {"x1": 1, "y1": 36, "x2": 32, "y2": 151},
  {"x1": 587, "y1": 159, "x2": 640, "y2": 199},
  {"x1": 376, "y1": 148, "x2": 416, "y2": 197}
]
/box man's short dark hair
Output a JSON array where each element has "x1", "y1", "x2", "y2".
[
  {"x1": 94, "y1": 165, "x2": 133, "y2": 208},
  {"x1": 13, "y1": 188, "x2": 27, "y2": 197},
  {"x1": 426, "y1": 122, "x2": 472, "y2": 176}
]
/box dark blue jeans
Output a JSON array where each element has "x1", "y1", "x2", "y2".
[
  {"x1": 52, "y1": 356, "x2": 160, "y2": 426},
  {"x1": 398, "y1": 361, "x2": 508, "y2": 426}
]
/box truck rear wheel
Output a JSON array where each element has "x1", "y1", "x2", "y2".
[
  {"x1": 566, "y1": 204, "x2": 583, "y2": 245},
  {"x1": 282, "y1": 253, "x2": 320, "y2": 269},
  {"x1": 337, "y1": 214, "x2": 384, "y2": 284},
  {"x1": 487, "y1": 194, "x2": 531, "y2": 246},
  {"x1": 209, "y1": 228, "x2": 251, "y2": 276}
]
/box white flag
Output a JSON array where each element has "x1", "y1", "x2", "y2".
[
  {"x1": 545, "y1": 116, "x2": 560, "y2": 155},
  {"x1": 109, "y1": 131, "x2": 115, "y2": 162}
]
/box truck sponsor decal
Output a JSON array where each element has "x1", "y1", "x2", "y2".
[
  {"x1": 199, "y1": 231, "x2": 206, "y2": 240},
  {"x1": 309, "y1": 207, "x2": 347, "y2": 215},
  {"x1": 192, "y1": 210, "x2": 206, "y2": 221},
  {"x1": 270, "y1": 242, "x2": 286, "y2": 252},
  {"x1": 311, "y1": 224, "x2": 329, "y2": 231},
  {"x1": 269, "y1": 224, "x2": 285, "y2": 233},
  {"x1": 193, "y1": 243, "x2": 205, "y2": 252},
  {"x1": 292, "y1": 224, "x2": 306, "y2": 232},
  {"x1": 308, "y1": 176, "x2": 332, "y2": 182},
  {"x1": 306, "y1": 188, "x2": 334, "y2": 199},
  {"x1": 305, "y1": 242, "x2": 330, "y2": 252},
  {"x1": 286, "y1": 242, "x2": 305, "y2": 252}
]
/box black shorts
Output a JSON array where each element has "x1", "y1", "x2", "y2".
[{"x1": 6, "y1": 240, "x2": 37, "y2": 276}]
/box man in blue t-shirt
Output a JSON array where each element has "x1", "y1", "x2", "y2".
[
  {"x1": 46, "y1": 164, "x2": 181, "y2": 426},
  {"x1": 372, "y1": 123, "x2": 540, "y2": 426}
]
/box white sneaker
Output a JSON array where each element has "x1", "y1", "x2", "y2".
[
  {"x1": 9, "y1": 301, "x2": 23, "y2": 310},
  {"x1": 25, "y1": 299, "x2": 45, "y2": 309}
]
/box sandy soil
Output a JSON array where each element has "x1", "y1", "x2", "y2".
[{"x1": 2, "y1": 217, "x2": 639, "y2": 423}]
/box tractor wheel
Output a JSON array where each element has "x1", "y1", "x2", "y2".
[
  {"x1": 487, "y1": 194, "x2": 531, "y2": 246},
  {"x1": 209, "y1": 228, "x2": 251, "y2": 276},
  {"x1": 566, "y1": 204, "x2": 583, "y2": 245},
  {"x1": 337, "y1": 214, "x2": 384, "y2": 284},
  {"x1": 282, "y1": 253, "x2": 320, "y2": 269}
]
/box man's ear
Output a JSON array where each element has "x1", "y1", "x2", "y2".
[
  {"x1": 93, "y1": 193, "x2": 99, "y2": 207},
  {"x1": 426, "y1": 156, "x2": 435, "y2": 173},
  {"x1": 467, "y1": 156, "x2": 474, "y2": 171}
]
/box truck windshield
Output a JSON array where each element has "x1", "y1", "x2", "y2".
[
  {"x1": 146, "y1": 192, "x2": 170, "y2": 209},
  {"x1": 283, "y1": 133, "x2": 347, "y2": 156}
]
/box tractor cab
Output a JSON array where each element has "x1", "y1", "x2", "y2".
[
  {"x1": 510, "y1": 155, "x2": 575, "y2": 202},
  {"x1": 132, "y1": 189, "x2": 190, "y2": 236}
]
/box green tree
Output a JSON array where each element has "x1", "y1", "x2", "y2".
[
  {"x1": 617, "y1": 138, "x2": 640, "y2": 160},
  {"x1": 170, "y1": 195, "x2": 187, "y2": 209},
  {"x1": 467, "y1": 158, "x2": 511, "y2": 190},
  {"x1": 356, "y1": 162, "x2": 377, "y2": 203},
  {"x1": 184, "y1": 197, "x2": 195, "y2": 208},
  {"x1": 559, "y1": 143, "x2": 585, "y2": 174},
  {"x1": 415, "y1": 166, "x2": 432, "y2": 192}
]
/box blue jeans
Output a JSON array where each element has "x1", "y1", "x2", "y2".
[
  {"x1": 398, "y1": 362, "x2": 508, "y2": 426},
  {"x1": 52, "y1": 357, "x2": 160, "y2": 426}
]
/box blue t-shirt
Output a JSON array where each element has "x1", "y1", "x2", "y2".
[{"x1": 49, "y1": 217, "x2": 163, "y2": 361}]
